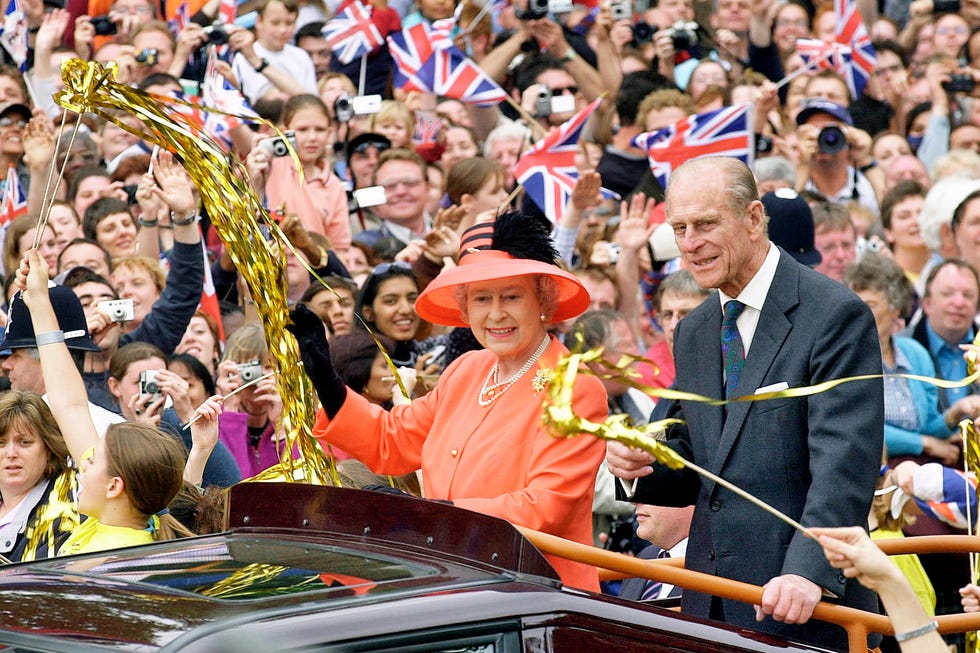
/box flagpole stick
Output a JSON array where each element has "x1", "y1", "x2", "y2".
[
  {"x1": 505, "y1": 95, "x2": 546, "y2": 140},
  {"x1": 773, "y1": 50, "x2": 834, "y2": 91},
  {"x1": 358, "y1": 54, "x2": 367, "y2": 96}
]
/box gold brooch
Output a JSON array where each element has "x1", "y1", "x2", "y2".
[{"x1": 531, "y1": 369, "x2": 552, "y2": 394}]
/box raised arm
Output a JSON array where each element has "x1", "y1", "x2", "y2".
[{"x1": 16, "y1": 250, "x2": 99, "y2": 463}]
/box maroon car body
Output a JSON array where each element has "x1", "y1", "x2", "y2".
[{"x1": 0, "y1": 484, "x2": 830, "y2": 653}]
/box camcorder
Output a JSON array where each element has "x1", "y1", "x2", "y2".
[
  {"x1": 334, "y1": 94, "x2": 383, "y2": 123},
  {"x1": 258, "y1": 130, "x2": 297, "y2": 157},
  {"x1": 517, "y1": 0, "x2": 573, "y2": 20},
  {"x1": 534, "y1": 85, "x2": 576, "y2": 117},
  {"x1": 817, "y1": 124, "x2": 847, "y2": 154},
  {"x1": 98, "y1": 298, "x2": 135, "y2": 322},
  {"x1": 237, "y1": 360, "x2": 263, "y2": 383}
]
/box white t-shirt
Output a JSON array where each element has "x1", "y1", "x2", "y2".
[{"x1": 232, "y1": 42, "x2": 318, "y2": 103}]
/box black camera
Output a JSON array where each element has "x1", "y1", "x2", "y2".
[
  {"x1": 817, "y1": 124, "x2": 847, "y2": 154},
  {"x1": 122, "y1": 184, "x2": 139, "y2": 205},
  {"x1": 135, "y1": 48, "x2": 158, "y2": 66},
  {"x1": 90, "y1": 15, "x2": 117, "y2": 36},
  {"x1": 942, "y1": 73, "x2": 975, "y2": 94},
  {"x1": 631, "y1": 20, "x2": 655, "y2": 45},
  {"x1": 202, "y1": 24, "x2": 229, "y2": 45},
  {"x1": 666, "y1": 20, "x2": 698, "y2": 51}
]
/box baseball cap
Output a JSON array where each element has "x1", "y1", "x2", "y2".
[{"x1": 795, "y1": 98, "x2": 853, "y2": 127}]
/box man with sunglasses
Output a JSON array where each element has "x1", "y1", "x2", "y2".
[
  {"x1": 353, "y1": 149, "x2": 430, "y2": 253},
  {"x1": 344, "y1": 132, "x2": 391, "y2": 236}
]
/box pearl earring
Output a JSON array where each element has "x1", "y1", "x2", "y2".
[{"x1": 540, "y1": 313, "x2": 546, "y2": 322}]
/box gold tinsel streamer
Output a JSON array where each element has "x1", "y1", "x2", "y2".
[
  {"x1": 55, "y1": 59, "x2": 333, "y2": 485},
  {"x1": 961, "y1": 419, "x2": 980, "y2": 653},
  {"x1": 542, "y1": 349, "x2": 815, "y2": 537}
]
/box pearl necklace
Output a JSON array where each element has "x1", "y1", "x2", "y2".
[{"x1": 478, "y1": 335, "x2": 551, "y2": 407}]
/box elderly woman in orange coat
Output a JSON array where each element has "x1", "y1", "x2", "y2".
[{"x1": 288, "y1": 213, "x2": 608, "y2": 591}]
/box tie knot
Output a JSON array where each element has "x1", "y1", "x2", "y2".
[{"x1": 723, "y1": 300, "x2": 745, "y2": 325}]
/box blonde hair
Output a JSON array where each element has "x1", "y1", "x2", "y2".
[
  {"x1": 222, "y1": 323, "x2": 268, "y2": 364},
  {"x1": 370, "y1": 101, "x2": 415, "y2": 140},
  {"x1": 113, "y1": 256, "x2": 166, "y2": 292}
]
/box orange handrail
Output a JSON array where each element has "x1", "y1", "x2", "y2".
[{"x1": 516, "y1": 527, "x2": 980, "y2": 653}]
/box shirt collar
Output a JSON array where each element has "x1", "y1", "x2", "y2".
[
  {"x1": 383, "y1": 216, "x2": 430, "y2": 243},
  {"x1": 719, "y1": 242, "x2": 778, "y2": 312},
  {"x1": 925, "y1": 320, "x2": 974, "y2": 351},
  {"x1": 0, "y1": 479, "x2": 51, "y2": 553}
]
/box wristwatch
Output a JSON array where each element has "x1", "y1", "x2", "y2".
[{"x1": 255, "y1": 58, "x2": 270, "y2": 73}]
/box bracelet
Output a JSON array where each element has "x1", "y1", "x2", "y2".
[
  {"x1": 255, "y1": 58, "x2": 270, "y2": 73},
  {"x1": 35, "y1": 330, "x2": 66, "y2": 347},
  {"x1": 171, "y1": 210, "x2": 198, "y2": 226},
  {"x1": 859, "y1": 160, "x2": 878, "y2": 173},
  {"x1": 138, "y1": 217, "x2": 159, "y2": 228},
  {"x1": 894, "y1": 620, "x2": 938, "y2": 642}
]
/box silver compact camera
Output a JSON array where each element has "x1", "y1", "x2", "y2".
[
  {"x1": 139, "y1": 370, "x2": 162, "y2": 398},
  {"x1": 237, "y1": 360, "x2": 263, "y2": 383},
  {"x1": 98, "y1": 298, "x2": 135, "y2": 322},
  {"x1": 259, "y1": 130, "x2": 297, "y2": 157}
]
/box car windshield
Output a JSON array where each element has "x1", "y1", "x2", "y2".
[{"x1": 42, "y1": 535, "x2": 437, "y2": 602}]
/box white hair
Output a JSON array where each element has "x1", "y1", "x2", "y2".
[
  {"x1": 919, "y1": 175, "x2": 980, "y2": 251},
  {"x1": 483, "y1": 121, "x2": 532, "y2": 158}
]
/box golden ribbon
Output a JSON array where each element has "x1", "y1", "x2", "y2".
[{"x1": 55, "y1": 59, "x2": 333, "y2": 485}]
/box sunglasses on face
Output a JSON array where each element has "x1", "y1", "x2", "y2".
[{"x1": 352, "y1": 141, "x2": 390, "y2": 155}]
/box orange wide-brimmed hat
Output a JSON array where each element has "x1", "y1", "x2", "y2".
[{"x1": 415, "y1": 215, "x2": 591, "y2": 328}]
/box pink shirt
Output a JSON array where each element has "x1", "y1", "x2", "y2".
[{"x1": 265, "y1": 157, "x2": 352, "y2": 250}]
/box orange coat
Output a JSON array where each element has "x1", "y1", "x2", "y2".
[{"x1": 313, "y1": 337, "x2": 608, "y2": 590}]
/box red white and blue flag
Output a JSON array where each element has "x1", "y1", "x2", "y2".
[
  {"x1": 413, "y1": 115, "x2": 445, "y2": 147},
  {"x1": 168, "y1": 0, "x2": 190, "y2": 36},
  {"x1": 387, "y1": 20, "x2": 507, "y2": 106},
  {"x1": 0, "y1": 164, "x2": 26, "y2": 226},
  {"x1": 218, "y1": 0, "x2": 236, "y2": 24},
  {"x1": 798, "y1": 0, "x2": 874, "y2": 99},
  {"x1": 0, "y1": 0, "x2": 28, "y2": 71},
  {"x1": 322, "y1": 0, "x2": 384, "y2": 64},
  {"x1": 202, "y1": 45, "x2": 255, "y2": 148},
  {"x1": 632, "y1": 104, "x2": 752, "y2": 188},
  {"x1": 513, "y1": 98, "x2": 618, "y2": 221}
]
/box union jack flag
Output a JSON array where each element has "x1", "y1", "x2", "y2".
[
  {"x1": 0, "y1": 164, "x2": 25, "y2": 226},
  {"x1": 387, "y1": 20, "x2": 507, "y2": 106},
  {"x1": 632, "y1": 104, "x2": 751, "y2": 188},
  {"x1": 202, "y1": 45, "x2": 255, "y2": 148},
  {"x1": 168, "y1": 0, "x2": 190, "y2": 36},
  {"x1": 322, "y1": 0, "x2": 384, "y2": 64},
  {"x1": 513, "y1": 98, "x2": 618, "y2": 222},
  {"x1": 413, "y1": 115, "x2": 445, "y2": 147},
  {"x1": 798, "y1": 0, "x2": 874, "y2": 99},
  {"x1": 218, "y1": 0, "x2": 236, "y2": 24},
  {"x1": 0, "y1": 0, "x2": 27, "y2": 71}
]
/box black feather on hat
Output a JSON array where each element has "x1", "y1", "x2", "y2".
[{"x1": 471, "y1": 211, "x2": 560, "y2": 266}]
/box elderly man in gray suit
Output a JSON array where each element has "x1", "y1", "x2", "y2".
[{"x1": 608, "y1": 157, "x2": 883, "y2": 651}]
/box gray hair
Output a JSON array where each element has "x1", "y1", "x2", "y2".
[
  {"x1": 843, "y1": 253, "x2": 914, "y2": 315},
  {"x1": 483, "y1": 122, "x2": 531, "y2": 158},
  {"x1": 753, "y1": 156, "x2": 795, "y2": 188},
  {"x1": 658, "y1": 269, "x2": 709, "y2": 309},
  {"x1": 919, "y1": 176, "x2": 980, "y2": 251},
  {"x1": 667, "y1": 157, "x2": 761, "y2": 219}
]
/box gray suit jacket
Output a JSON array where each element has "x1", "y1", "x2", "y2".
[{"x1": 631, "y1": 248, "x2": 884, "y2": 651}]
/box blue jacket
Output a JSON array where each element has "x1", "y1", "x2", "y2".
[{"x1": 886, "y1": 336, "x2": 950, "y2": 456}]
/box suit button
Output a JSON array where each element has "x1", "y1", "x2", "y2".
[
  {"x1": 450, "y1": 449, "x2": 458, "y2": 457},
  {"x1": 708, "y1": 549, "x2": 716, "y2": 561},
  {"x1": 710, "y1": 499, "x2": 722, "y2": 511}
]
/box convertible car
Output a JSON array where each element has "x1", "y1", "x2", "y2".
[{"x1": 0, "y1": 483, "x2": 973, "y2": 653}]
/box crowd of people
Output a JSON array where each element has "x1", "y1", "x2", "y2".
[{"x1": 2, "y1": 0, "x2": 980, "y2": 647}]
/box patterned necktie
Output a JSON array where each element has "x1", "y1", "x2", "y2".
[
  {"x1": 721, "y1": 300, "x2": 746, "y2": 398},
  {"x1": 639, "y1": 549, "x2": 671, "y2": 600}
]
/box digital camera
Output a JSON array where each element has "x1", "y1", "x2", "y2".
[
  {"x1": 517, "y1": 0, "x2": 573, "y2": 20},
  {"x1": 135, "y1": 48, "x2": 158, "y2": 66},
  {"x1": 202, "y1": 24, "x2": 229, "y2": 45},
  {"x1": 334, "y1": 94, "x2": 383, "y2": 123},
  {"x1": 98, "y1": 298, "x2": 135, "y2": 322},
  {"x1": 610, "y1": 1, "x2": 631, "y2": 20},
  {"x1": 139, "y1": 370, "x2": 162, "y2": 398},
  {"x1": 817, "y1": 124, "x2": 847, "y2": 154},
  {"x1": 942, "y1": 73, "x2": 975, "y2": 94},
  {"x1": 90, "y1": 15, "x2": 117, "y2": 36},
  {"x1": 665, "y1": 20, "x2": 699, "y2": 51},
  {"x1": 237, "y1": 360, "x2": 263, "y2": 383},
  {"x1": 534, "y1": 85, "x2": 576, "y2": 117},
  {"x1": 258, "y1": 130, "x2": 297, "y2": 157}
]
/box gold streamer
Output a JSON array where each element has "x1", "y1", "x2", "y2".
[
  {"x1": 962, "y1": 418, "x2": 980, "y2": 653},
  {"x1": 55, "y1": 59, "x2": 333, "y2": 485},
  {"x1": 542, "y1": 350, "x2": 815, "y2": 538}
]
